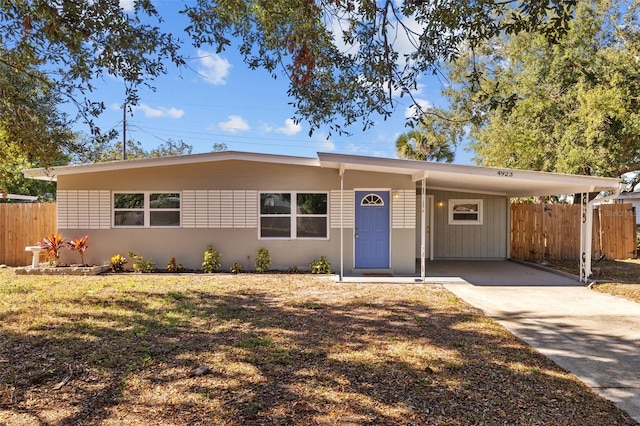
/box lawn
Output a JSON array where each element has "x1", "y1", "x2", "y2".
[
  {"x1": 544, "y1": 258, "x2": 640, "y2": 303},
  {"x1": 0, "y1": 270, "x2": 636, "y2": 425}
]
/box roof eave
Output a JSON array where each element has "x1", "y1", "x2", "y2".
[{"x1": 23, "y1": 151, "x2": 320, "y2": 181}]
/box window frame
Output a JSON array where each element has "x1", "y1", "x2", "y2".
[
  {"x1": 113, "y1": 191, "x2": 181, "y2": 228},
  {"x1": 448, "y1": 199, "x2": 483, "y2": 225},
  {"x1": 259, "y1": 191, "x2": 329, "y2": 240}
]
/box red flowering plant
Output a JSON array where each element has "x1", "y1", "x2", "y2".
[
  {"x1": 38, "y1": 233, "x2": 68, "y2": 266},
  {"x1": 67, "y1": 236, "x2": 89, "y2": 266}
]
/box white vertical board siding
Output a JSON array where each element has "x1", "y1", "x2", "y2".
[
  {"x1": 392, "y1": 190, "x2": 416, "y2": 229},
  {"x1": 57, "y1": 190, "x2": 111, "y2": 230},
  {"x1": 430, "y1": 190, "x2": 507, "y2": 259},
  {"x1": 330, "y1": 190, "x2": 354, "y2": 228}
]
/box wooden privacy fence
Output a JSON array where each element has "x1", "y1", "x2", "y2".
[
  {"x1": 0, "y1": 203, "x2": 57, "y2": 267},
  {"x1": 511, "y1": 203, "x2": 637, "y2": 261}
]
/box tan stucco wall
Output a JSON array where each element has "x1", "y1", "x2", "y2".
[{"x1": 57, "y1": 160, "x2": 418, "y2": 274}]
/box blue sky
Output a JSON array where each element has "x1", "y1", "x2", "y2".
[{"x1": 78, "y1": 0, "x2": 473, "y2": 164}]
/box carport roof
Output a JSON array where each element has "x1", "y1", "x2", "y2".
[
  {"x1": 23, "y1": 150, "x2": 621, "y2": 197},
  {"x1": 317, "y1": 152, "x2": 622, "y2": 197}
]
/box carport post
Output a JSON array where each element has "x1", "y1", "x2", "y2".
[
  {"x1": 579, "y1": 192, "x2": 593, "y2": 283},
  {"x1": 579, "y1": 187, "x2": 622, "y2": 283}
]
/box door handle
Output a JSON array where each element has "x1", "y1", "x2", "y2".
[{"x1": 355, "y1": 234, "x2": 359, "y2": 238}]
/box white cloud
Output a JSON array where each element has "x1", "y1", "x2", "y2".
[
  {"x1": 404, "y1": 98, "x2": 433, "y2": 119},
  {"x1": 346, "y1": 143, "x2": 361, "y2": 153},
  {"x1": 132, "y1": 104, "x2": 185, "y2": 119},
  {"x1": 110, "y1": 103, "x2": 184, "y2": 119},
  {"x1": 119, "y1": 0, "x2": 134, "y2": 12},
  {"x1": 197, "y1": 49, "x2": 231, "y2": 85},
  {"x1": 318, "y1": 136, "x2": 335, "y2": 151},
  {"x1": 218, "y1": 115, "x2": 250, "y2": 132},
  {"x1": 258, "y1": 123, "x2": 274, "y2": 134},
  {"x1": 276, "y1": 119, "x2": 302, "y2": 136}
]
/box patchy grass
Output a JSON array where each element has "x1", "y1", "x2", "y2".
[
  {"x1": 544, "y1": 259, "x2": 640, "y2": 303},
  {"x1": 0, "y1": 270, "x2": 636, "y2": 425}
]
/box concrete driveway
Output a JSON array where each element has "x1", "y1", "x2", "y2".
[{"x1": 440, "y1": 261, "x2": 640, "y2": 423}]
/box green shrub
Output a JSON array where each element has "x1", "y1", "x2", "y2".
[
  {"x1": 255, "y1": 248, "x2": 271, "y2": 273},
  {"x1": 128, "y1": 252, "x2": 155, "y2": 273},
  {"x1": 310, "y1": 256, "x2": 332, "y2": 274},
  {"x1": 202, "y1": 245, "x2": 222, "y2": 273},
  {"x1": 167, "y1": 257, "x2": 184, "y2": 272},
  {"x1": 230, "y1": 262, "x2": 244, "y2": 274},
  {"x1": 110, "y1": 254, "x2": 127, "y2": 272}
]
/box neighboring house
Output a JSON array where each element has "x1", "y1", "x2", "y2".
[
  {"x1": 613, "y1": 191, "x2": 640, "y2": 225},
  {"x1": 23, "y1": 151, "x2": 621, "y2": 280},
  {"x1": 0, "y1": 193, "x2": 38, "y2": 202}
]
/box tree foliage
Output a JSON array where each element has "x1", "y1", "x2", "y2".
[
  {"x1": 2, "y1": 0, "x2": 577, "y2": 167},
  {"x1": 434, "y1": 0, "x2": 640, "y2": 177},
  {"x1": 395, "y1": 115, "x2": 457, "y2": 162},
  {"x1": 73, "y1": 137, "x2": 194, "y2": 163},
  {"x1": 0, "y1": 0, "x2": 184, "y2": 165},
  {"x1": 183, "y1": 0, "x2": 577, "y2": 136}
]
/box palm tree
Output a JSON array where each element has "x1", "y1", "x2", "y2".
[
  {"x1": 395, "y1": 112, "x2": 458, "y2": 162},
  {"x1": 395, "y1": 129, "x2": 455, "y2": 162}
]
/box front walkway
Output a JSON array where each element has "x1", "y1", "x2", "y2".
[{"x1": 443, "y1": 268, "x2": 640, "y2": 423}]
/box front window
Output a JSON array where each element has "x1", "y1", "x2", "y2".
[
  {"x1": 296, "y1": 193, "x2": 328, "y2": 238},
  {"x1": 260, "y1": 192, "x2": 328, "y2": 239},
  {"x1": 448, "y1": 199, "x2": 483, "y2": 225},
  {"x1": 114, "y1": 192, "x2": 181, "y2": 227},
  {"x1": 150, "y1": 193, "x2": 181, "y2": 226}
]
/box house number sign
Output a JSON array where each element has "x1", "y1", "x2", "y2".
[{"x1": 497, "y1": 170, "x2": 514, "y2": 177}]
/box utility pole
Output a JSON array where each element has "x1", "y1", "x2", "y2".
[{"x1": 122, "y1": 102, "x2": 127, "y2": 160}]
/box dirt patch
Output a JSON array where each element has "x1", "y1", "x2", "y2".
[
  {"x1": 0, "y1": 271, "x2": 636, "y2": 425},
  {"x1": 543, "y1": 259, "x2": 640, "y2": 303}
]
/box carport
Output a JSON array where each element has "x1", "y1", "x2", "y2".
[
  {"x1": 423, "y1": 260, "x2": 579, "y2": 286},
  {"x1": 341, "y1": 260, "x2": 580, "y2": 285},
  {"x1": 318, "y1": 153, "x2": 622, "y2": 283}
]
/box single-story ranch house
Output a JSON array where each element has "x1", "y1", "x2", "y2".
[{"x1": 24, "y1": 151, "x2": 621, "y2": 281}]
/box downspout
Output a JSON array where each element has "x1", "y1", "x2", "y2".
[
  {"x1": 339, "y1": 166, "x2": 345, "y2": 282},
  {"x1": 506, "y1": 197, "x2": 511, "y2": 259},
  {"x1": 421, "y1": 177, "x2": 426, "y2": 282}
]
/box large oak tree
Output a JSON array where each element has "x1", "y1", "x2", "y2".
[
  {"x1": 1, "y1": 0, "x2": 576, "y2": 172},
  {"x1": 429, "y1": 0, "x2": 640, "y2": 178}
]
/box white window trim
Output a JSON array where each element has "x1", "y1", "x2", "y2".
[
  {"x1": 448, "y1": 199, "x2": 483, "y2": 225},
  {"x1": 259, "y1": 191, "x2": 329, "y2": 240},
  {"x1": 113, "y1": 191, "x2": 182, "y2": 228}
]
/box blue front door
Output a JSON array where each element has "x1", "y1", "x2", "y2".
[{"x1": 355, "y1": 191, "x2": 390, "y2": 268}]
